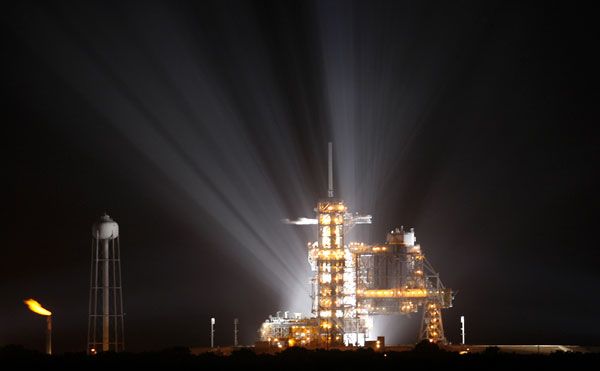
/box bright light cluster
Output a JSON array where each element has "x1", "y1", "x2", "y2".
[
  {"x1": 263, "y1": 202, "x2": 453, "y2": 347},
  {"x1": 356, "y1": 288, "x2": 428, "y2": 298},
  {"x1": 316, "y1": 201, "x2": 348, "y2": 341}
]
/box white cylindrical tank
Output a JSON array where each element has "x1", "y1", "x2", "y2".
[
  {"x1": 92, "y1": 213, "x2": 119, "y2": 239},
  {"x1": 403, "y1": 229, "x2": 416, "y2": 246}
]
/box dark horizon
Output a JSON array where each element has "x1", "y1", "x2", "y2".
[{"x1": 2, "y1": 0, "x2": 598, "y2": 353}]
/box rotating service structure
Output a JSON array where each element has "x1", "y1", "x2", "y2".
[{"x1": 352, "y1": 227, "x2": 453, "y2": 343}]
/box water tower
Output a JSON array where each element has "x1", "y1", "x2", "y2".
[{"x1": 87, "y1": 213, "x2": 125, "y2": 353}]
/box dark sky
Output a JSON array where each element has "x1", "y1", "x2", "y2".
[{"x1": 2, "y1": 0, "x2": 598, "y2": 353}]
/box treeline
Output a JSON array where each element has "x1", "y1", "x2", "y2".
[{"x1": 1, "y1": 342, "x2": 598, "y2": 370}]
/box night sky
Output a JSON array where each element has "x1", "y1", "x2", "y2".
[{"x1": 2, "y1": 0, "x2": 598, "y2": 353}]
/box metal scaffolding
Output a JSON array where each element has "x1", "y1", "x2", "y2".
[
  {"x1": 87, "y1": 213, "x2": 125, "y2": 353},
  {"x1": 264, "y1": 143, "x2": 454, "y2": 347}
]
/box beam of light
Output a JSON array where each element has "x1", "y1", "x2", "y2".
[
  {"x1": 24, "y1": 299, "x2": 52, "y2": 316},
  {"x1": 315, "y1": 1, "x2": 478, "y2": 245},
  {"x1": 6, "y1": 1, "x2": 317, "y2": 313},
  {"x1": 6, "y1": 1, "x2": 478, "y2": 323}
]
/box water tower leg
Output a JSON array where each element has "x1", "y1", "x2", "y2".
[{"x1": 103, "y1": 239, "x2": 110, "y2": 351}]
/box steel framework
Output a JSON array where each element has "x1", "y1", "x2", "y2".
[
  {"x1": 87, "y1": 214, "x2": 125, "y2": 353},
  {"x1": 266, "y1": 143, "x2": 455, "y2": 347}
]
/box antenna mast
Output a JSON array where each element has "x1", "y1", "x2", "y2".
[{"x1": 328, "y1": 142, "x2": 334, "y2": 198}]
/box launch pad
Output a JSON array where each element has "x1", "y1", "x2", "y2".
[{"x1": 259, "y1": 143, "x2": 454, "y2": 348}]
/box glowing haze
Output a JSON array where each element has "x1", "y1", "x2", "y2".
[{"x1": 3, "y1": 0, "x2": 597, "y2": 352}]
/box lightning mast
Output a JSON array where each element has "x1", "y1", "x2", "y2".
[{"x1": 328, "y1": 142, "x2": 334, "y2": 198}]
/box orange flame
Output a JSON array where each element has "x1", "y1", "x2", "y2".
[{"x1": 24, "y1": 299, "x2": 52, "y2": 316}]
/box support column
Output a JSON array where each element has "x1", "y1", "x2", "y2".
[
  {"x1": 234, "y1": 318, "x2": 239, "y2": 347},
  {"x1": 103, "y1": 239, "x2": 110, "y2": 351},
  {"x1": 419, "y1": 302, "x2": 445, "y2": 343},
  {"x1": 46, "y1": 315, "x2": 52, "y2": 355}
]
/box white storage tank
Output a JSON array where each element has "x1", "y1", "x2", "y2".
[
  {"x1": 403, "y1": 228, "x2": 416, "y2": 247},
  {"x1": 92, "y1": 213, "x2": 119, "y2": 239}
]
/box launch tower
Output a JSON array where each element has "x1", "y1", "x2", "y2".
[{"x1": 260, "y1": 143, "x2": 454, "y2": 347}]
